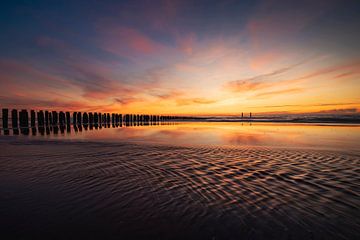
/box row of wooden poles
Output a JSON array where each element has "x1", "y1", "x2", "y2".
[{"x1": 1, "y1": 108, "x2": 178, "y2": 129}]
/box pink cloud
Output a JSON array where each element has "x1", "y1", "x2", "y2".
[{"x1": 98, "y1": 26, "x2": 166, "y2": 57}]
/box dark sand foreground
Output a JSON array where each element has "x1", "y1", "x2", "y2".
[{"x1": 0, "y1": 135, "x2": 359, "y2": 240}]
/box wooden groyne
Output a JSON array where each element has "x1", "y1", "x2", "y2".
[{"x1": 0, "y1": 108, "x2": 181, "y2": 130}]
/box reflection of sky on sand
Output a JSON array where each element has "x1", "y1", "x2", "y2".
[{"x1": 36, "y1": 122, "x2": 360, "y2": 151}]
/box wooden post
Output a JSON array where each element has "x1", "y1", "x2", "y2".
[
  {"x1": 66, "y1": 112, "x2": 71, "y2": 125},
  {"x1": 11, "y1": 109, "x2": 18, "y2": 128},
  {"x1": 101, "y1": 113, "x2": 106, "y2": 124},
  {"x1": 45, "y1": 111, "x2": 49, "y2": 126},
  {"x1": 19, "y1": 109, "x2": 29, "y2": 128},
  {"x1": 59, "y1": 111, "x2": 65, "y2": 125},
  {"x1": 89, "y1": 112, "x2": 93, "y2": 125},
  {"x1": 83, "y1": 112, "x2": 89, "y2": 125},
  {"x1": 94, "y1": 112, "x2": 98, "y2": 125},
  {"x1": 106, "y1": 113, "x2": 110, "y2": 124},
  {"x1": 2, "y1": 108, "x2": 8, "y2": 129},
  {"x1": 77, "y1": 112, "x2": 82, "y2": 125},
  {"x1": 49, "y1": 112, "x2": 52, "y2": 125},
  {"x1": 30, "y1": 110, "x2": 36, "y2": 127},
  {"x1": 73, "y1": 112, "x2": 77, "y2": 125},
  {"x1": 38, "y1": 110, "x2": 45, "y2": 126},
  {"x1": 112, "y1": 113, "x2": 115, "y2": 124},
  {"x1": 98, "y1": 113, "x2": 102, "y2": 124},
  {"x1": 52, "y1": 111, "x2": 58, "y2": 125}
]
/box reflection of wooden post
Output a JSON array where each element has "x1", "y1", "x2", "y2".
[
  {"x1": 30, "y1": 110, "x2": 36, "y2": 127},
  {"x1": 2, "y1": 108, "x2": 8, "y2": 129},
  {"x1": 66, "y1": 112, "x2": 70, "y2": 125},
  {"x1": 11, "y1": 109, "x2": 18, "y2": 128},
  {"x1": 19, "y1": 110, "x2": 29, "y2": 128}
]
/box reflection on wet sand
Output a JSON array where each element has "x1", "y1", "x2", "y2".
[{"x1": 2, "y1": 122, "x2": 360, "y2": 151}]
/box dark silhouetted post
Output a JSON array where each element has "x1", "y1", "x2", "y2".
[
  {"x1": 89, "y1": 112, "x2": 93, "y2": 125},
  {"x1": 30, "y1": 110, "x2": 36, "y2": 127},
  {"x1": 19, "y1": 110, "x2": 29, "y2": 128},
  {"x1": 94, "y1": 112, "x2": 98, "y2": 125},
  {"x1": 77, "y1": 112, "x2": 82, "y2": 125},
  {"x1": 83, "y1": 112, "x2": 89, "y2": 125},
  {"x1": 73, "y1": 112, "x2": 77, "y2": 125},
  {"x1": 241, "y1": 112, "x2": 243, "y2": 119},
  {"x1": 52, "y1": 111, "x2": 58, "y2": 125},
  {"x1": 107, "y1": 113, "x2": 110, "y2": 124},
  {"x1": 59, "y1": 111, "x2": 65, "y2": 125},
  {"x1": 2, "y1": 108, "x2": 9, "y2": 129},
  {"x1": 45, "y1": 111, "x2": 49, "y2": 126},
  {"x1": 250, "y1": 112, "x2": 252, "y2": 119},
  {"x1": 101, "y1": 113, "x2": 106, "y2": 124},
  {"x1": 66, "y1": 112, "x2": 71, "y2": 125},
  {"x1": 11, "y1": 109, "x2": 18, "y2": 128},
  {"x1": 38, "y1": 110, "x2": 45, "y2": 126},
  {"x1": 112, "y1": 113, "x2": 115, "y2": 124},
  {"x1": 49, "y1": 112, "x2": 52, "y2": 125}
]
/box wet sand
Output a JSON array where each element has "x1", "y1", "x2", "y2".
[{"x1": 0, "y1": 123, "x2": 359, "y2": 239}]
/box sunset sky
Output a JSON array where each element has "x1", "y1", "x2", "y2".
[{"x1": 0, "y1": 0, "x2": 359, "y2": 115}]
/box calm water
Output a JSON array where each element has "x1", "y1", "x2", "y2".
[{"x1": 0, "y1": 122, "x2": 359, "y2": 239}]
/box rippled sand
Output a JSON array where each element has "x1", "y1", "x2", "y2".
[{"x1": 0, "y1": 137, "x2": 359, "y2": 239}]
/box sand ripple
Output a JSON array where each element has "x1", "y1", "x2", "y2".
[{"x1": 0, "y1": 139, "x2": 359, "y2": 239}]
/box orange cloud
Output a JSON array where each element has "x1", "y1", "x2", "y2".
[
  {"x1": 176, "y1": 97, "x2": 217, "y2": 106},
  {"x1": 252, "y1": 88, "x2": 304, "y2": 99}
]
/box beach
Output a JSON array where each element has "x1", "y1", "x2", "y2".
[{"x1": 0, "y1": 122, "x2": 359, "y2": 239}]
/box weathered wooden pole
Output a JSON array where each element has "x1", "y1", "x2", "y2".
[
  {"x1": 37, "y1": 110, "x2": 44, "y2": 126},
  {"x1": 66, "y1": 112, "x2": 71, "y2": 125},
  {"x1": 94, "y1": 112, "x2": 99, "y2": 125},
  {"x1": 19, "y1": 109, "x2": 29, "y2": 128},
  {"x1": 30, "y1": 110, "x2": 36, "y2": 127},
  {"x1": 2, "y1": 108, "x2": 8, "y2": 129},
  {"x1": 59, "y1": 111, "x2": 65, "y2": 125},
  {"x1": 101, "y1": 113, "x2": 106, "y2": 124},
  {"x1": 73, "y1": 112, "x2": 77, "y2": 125},
  {"x1": 115, "y1": 114, "x2": 119, "y2": 125},
  {"x1": 112, "y1": 113, "x2": 115, "y2": 124},
  {"x1": 11, "y1": 109, "x2": 18, "y2": 128},
  {"x1": 52, "y1": 111, "x2": 58, "y2": 125},
  {"x1": 77, "y1": 112, "x2": 82, "y2": 125},
  {"x1": 98, "y1": 113, "x2": 102, "y2": 124},
  {"x1": 89, "y1": 112, "x2": 93, "y2": 125},
  {"x1": 83, "y1": 112, "x2": 89, "y2": 125},
  {"x1": 49, "y1": 112, "x2": 52, "y2": 125},
  {"x1": 45, "y1": 111, "x2": 49, "y2": 126},
  {"x1": 106, "y1": 113, "x2": 110, "y2": 124}
]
